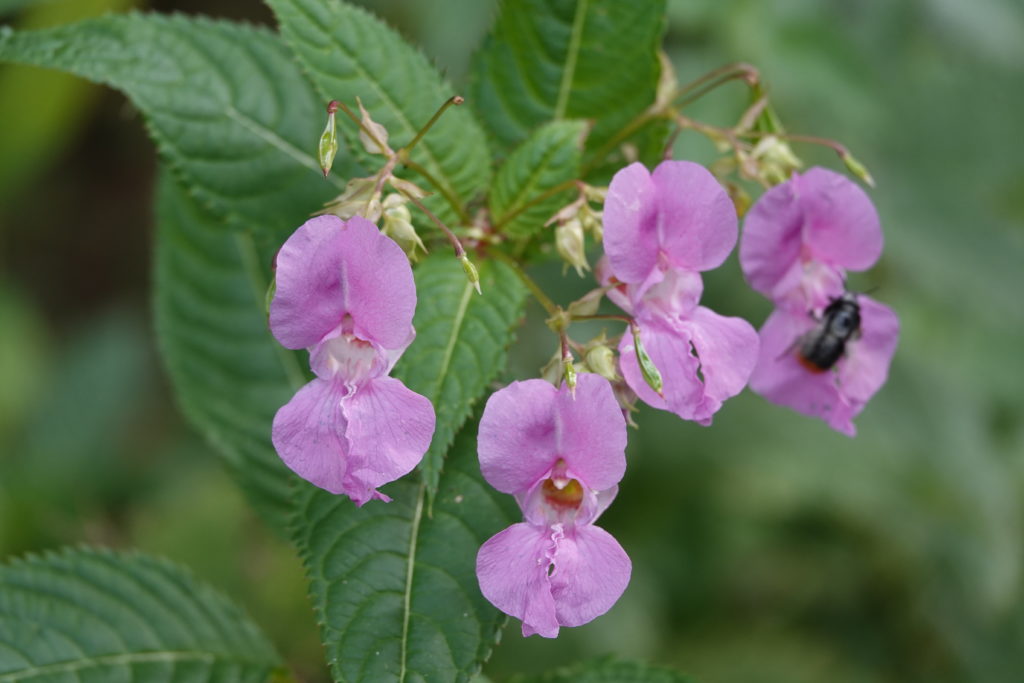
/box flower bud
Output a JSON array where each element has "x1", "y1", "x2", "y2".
[
  {"x1": 387, "y1": 175, "x2": 430, "y2": 200},
  {"x1": 357, "y1": 96, "x2": 391, "y2": 156},
  {"x1": 318, "y1": 101, "x2": 339, "y2": 178},
  {"x1": 581, "y1": 183, "x2": 607, "y2": 204},
  {"x1": 556, "y1": 218, "x2": 589, "y2": 277},
  {"x1": 321, "y1": 176, "x2": 382, "y2": 222},
  {"x1": 751, "y1": 135, "x2": 802, "y2": 186},
  {"x1": 459, "y1": 254, "x2": 482, "y2": 295},
  {"x1": 540, "y1": 351, "x2": 562, "y2": 386},
  {"x1": 566, "y1": 288, "x2": 603, "y2": 317},
  {"x1": 562, "y1": 355, "x2": 577, "y2": 397},
  {"x1": 841, "y1": 151, "x2": 875, "y2": 188},
  {"x1": 381, "y1": 194, "x2": 427, "y2": 261},
  {"x1": 584, "y1": 344, "x2": 619, "y2": 382},
  {"x1": 631, "y1": 324, "x2": 663, "y2": 396}
]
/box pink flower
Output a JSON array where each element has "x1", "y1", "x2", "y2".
[
  {"x1": 748, "y1": 295, "x2": 899, "y2": 436},
  {"x1": 269, "y1": 215, "x2": 435, "y2": 505},
  {"x1": 601, "y1": 161, "x2": 760, "y2": 424},
  {"x1": 739, "y1": 166, "x2": 882, "y2": 309},
  {"x1": 739, "y1": 167, "x2": 898, "y2": 435},
  {"x1": 475, "y1": 374, "x2": 631, "y2": 638},
  {"x1": 604, "y1": 160, "x2": 738, "y2": 286}
]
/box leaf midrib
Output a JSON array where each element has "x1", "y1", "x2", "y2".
[{"x1": 553, "y1": 0, "x2": 590, "y2": 119}]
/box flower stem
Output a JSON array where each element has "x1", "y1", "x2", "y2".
[
  {"x1": 401, "y1": 95, "x2": 464, "y2": 156},
  {"x1": 571, "y1": 313, "x2": 633, "y2": 325},
  {"x1": 403, "y1": 192, "x2": 466, "y2": 259}
]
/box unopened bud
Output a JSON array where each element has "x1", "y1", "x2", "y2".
[
  {"x1": 546, "y1": 197, "x2": 584, "y2": 227},
  {"x1": 567, "y1": 288, "x2": 603, "y2": 317},
  {"x1": 387, "y1": 175, "x2": 430, "y2": 200},
  {"x1": 320, "y1": 176, "x2": 383, "y2": 222},
  {"x1": 563, "y1": 355, "x2": 577, "y2": 397},
  {"x1": 585, "y1": 344, "x2": 619, "y2": 382},
  {"x1": 357, "y1": 96, "x2": 390, "y2": 156},
  {"x1": 556, "y1": 218, "x2": 589, "y2": 277},
  {"x1": 751, "y1": 135, "x2": 802, "y2": 185},
  {"x1": 381, "y1": 194, "x2": 427, "y2": 260},
  {"x1": 632, "y1": 324, "x2": 663, "y2": 396},
  {"x1": 581, "y1": 184, "x2": 607, "y2": 204},
  {"x1": 540, "y1": 351, "x2": 562, "y2": 385},
  {"x1": 459, "y1": 254, "x2": 482, "y2": 295},
  {"x1": 841, "y1": 151, "x2": 875, "y2": 188},
  {"x1": 318, "y1": 102, "x2": 339, "y2": 177}
]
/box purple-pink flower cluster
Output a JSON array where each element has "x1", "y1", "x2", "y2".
[
  {"x1": 476, "y1": 374, "x2": 630, "y2": 638},
  {"x1": 265, "y1": 155, "x2": 898, "y2": 640},
  {"x1": 739, "y1": 167, "x2": 899, "y2": 435},
  {"x1": 269, "y1": 215, "x2": 435, "y2": 505},
  {"x1": 601, "y1": 160, "x2": 760, "y2": 424}
]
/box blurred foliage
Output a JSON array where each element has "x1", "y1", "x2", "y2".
[{"x1": 1, "y1": 0, "x2": 1021, "y2": 682}]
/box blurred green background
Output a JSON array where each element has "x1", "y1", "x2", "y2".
[{"x1": 1, "y1": 1, "x2": 1021, "y2": 682}]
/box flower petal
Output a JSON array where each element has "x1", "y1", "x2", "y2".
[
  {"x1": 342, "y1": 376, "x2": 435, "y2": 505},
  {"x1": 270, "y1": 215, "x2": 349, "y2": 349},
  {"x1": 740, "y1": 167, "x2": 882, "y2": 302},
  {"x1": 748, "y1": 307, "x2": 857, "y2": 436},
  {"x1": 271, "y1": 378, "x2": 351, "y2": 493},
  {"x1": 681, "y1": 306, "x2": 760, "y2": 423},
  {"x1": 604, "y1": 162, "x2": 660, "y2": 283},
  {"x1": 270, "y1": 215, "x2": 417, "y2": 351},
  {"x1": 739, "y1": 179, "x2": 805, "y2": 299},
  {"x1": 335, "y1": 216, "x2": 417, "y2": 349},
  {"x1": 553, "y1": 373, "x2": 627, "y2": 491},
  {"x1": 837, "y1": 296, "x2": 899, "y2": 412},
  {"x1": 798, "y1": 167, "x2": 882, "y2": 272},
  {"x1": 476, "y1": 523, "x2": 560, "y2": 638},
  {"x1": 478, "y1": 380, "x2": 559, "y2": 494},
  {"x1": 549, "y1": 525, "x2": 631, "y2": 628},
  {"x1": 651, "y1": 160, "x2": 738, "y2": 272}
]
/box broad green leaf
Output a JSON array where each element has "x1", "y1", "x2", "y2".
[
  {"x1": 510, "y1": 657, "x2": 697, "y2": 683},
  {"x1": 489, "y1": 120, "x2": 587, "y2": 239},
  {"x1": 0, "y1": 546, "x2": 290, "y2": 682},
  {"x1": 394, "y1": 256, "x2": 526, "y2": 498},
  {"x1": 470, "y1": 0, "x2": 666, "y2": 170},
  {"x1": 0, "y1": 13, "x2": 338, "y2": 236},
  {"x1": 155, "y1": 170, "x2": 303, "y2": 534},
  {"x1": 266, "y1": 0, "x2": 492, "y2": 225},
  {"x1": 292, "y1": 424, "x2": 519, "y2": 683}
]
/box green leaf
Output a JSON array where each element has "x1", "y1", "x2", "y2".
[
  {"x1": 489, "y1": 120, "x2": 587, "y2": 239},
  {"x1": 0, "y1": 13, "x2": 339, "y2": 236},
  {"x1": 511, "y1": 657, "x2": 697, "y2": 683},
  {"x1": 155, "y1": 170, "x2": 303, "y2": 534},
  {"x1": 0, "y1": 546, "x2": 289, "y2": 682},
  {"x1": 266, "y1": 0, "x2": 492, "y2": 224},
  {"x1": 470, "y1": 0, "x2": 666, "y2": 169},
  {"x1": 292, "y1": 424, "x2": 519, "y2": 683},
  {"x1": 394, "y1": 255, "x2": 526, "y2": 498}
]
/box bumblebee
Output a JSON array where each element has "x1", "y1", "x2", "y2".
[{"x1": 797, "y1": 293, "x2": 861, "y2": 372}]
